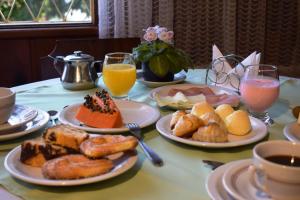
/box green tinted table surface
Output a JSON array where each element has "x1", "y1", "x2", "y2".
[{"x1": 0, "y1": 69, "x2": 298, "y2": 200}]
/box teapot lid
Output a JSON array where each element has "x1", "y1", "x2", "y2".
[{"x1": 64, "y1": 51, "x2": 94, "y2": 62}]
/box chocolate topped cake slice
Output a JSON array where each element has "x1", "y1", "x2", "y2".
[
  {"x1": 43, "y1": 124, "x2": 89, "y2": 151},
  {"x1": 20, "y1": 139, "x2": 70, "y2": 167}
]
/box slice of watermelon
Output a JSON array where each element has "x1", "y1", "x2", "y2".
[{"x1": 75, "y1": 90, "x2": 123, "y2": 128}]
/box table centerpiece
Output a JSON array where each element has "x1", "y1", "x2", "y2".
[{"x1": 132, "y1": 25, "x2": 193, "y2": 82}]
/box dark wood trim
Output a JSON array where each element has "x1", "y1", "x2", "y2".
[{"x1": 0, "y1": 26, "x2": 98, "y2": 39}]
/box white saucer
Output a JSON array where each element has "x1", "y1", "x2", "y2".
[
  {"x1": 156, "y1": 114, "x2": 267, "y2": 148},
  {"x1": 0, "y1": 105, "x2": 38, "y2": 132},
  {"x1": 149, "y1": 83, "x2": 239, "y2": 109},
  {"x1": 138, "y1": 72, "x2": 186, "y2": 88},
  {"x1": 4, "y1": 146, "x2": 137, "y2": 186},
  {"x1": 206, "y1": 160, "x2": 243, "y2": 200},
  {"x1": 223, "y1": 159, "x2": 300, "y2": 200},
  {"x1": 0, "y1": 109, "x2": 49, "y2": 141},
  {"x1": 283, "y1": 122, "x2": 300, "y2": 142},
  {"x1": 59, "y1": 100, "x2": 161, "y2": 133}
]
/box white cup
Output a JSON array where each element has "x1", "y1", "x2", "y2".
[
  {"x1": 0, "y1": 87, "x2": 16, "y2": 124},
  {"x1": 248, "y1": 140, "x2": 300, "y2": 198}
]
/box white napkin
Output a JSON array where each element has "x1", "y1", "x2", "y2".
[{"x1": 211, "y1": 44, "x2": 261, "y2": 91}]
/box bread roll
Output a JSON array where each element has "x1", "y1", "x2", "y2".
[
  {"x1": 215, "y1": 104, "x2": 234, "y2": 121},
  {"x1": 225, "y1": 110, "x2": 251, "y2": 136},
  {"x1": 170, "y1": 110, "x2": 186, "y2": 130},
  {"x1": 191, "y1": 101, "x2": 214, "y2": 119},
  {"x1": 192, "y1": 123, "x2": 228, "y2": 143},
  {"x1": 172, "y1": 114, "x2": 203, "y2": 137}
]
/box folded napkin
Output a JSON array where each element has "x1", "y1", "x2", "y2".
[
  {"x1": 211, "y1": 44, "x2": 261, "y2": 91},
  {"x1": 154, "y1": 92, "x2": 206, "y2": 109}
]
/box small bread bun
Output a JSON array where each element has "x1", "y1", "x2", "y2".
[
  {"x1": 170, "y1": 110, "x2": 186, "y2": 130},
  {"x1": 225, "y1": 110, "x2": 251, "y2": 136},
  {"x1": 200, "y1": 112, "x2": 227, "y2": 132},
  {"x1": 191, "y1": 101, "x2": 214, "y2": 119},
  {"x1": 172, "y1": 114, "x2": 203, "y2": 137},
  {"x1": 192, "y1": 123, "x2": 228, "y2": 143},
  {"x1": 215, "y1": 104, "x2": 234, "y2": 121}
]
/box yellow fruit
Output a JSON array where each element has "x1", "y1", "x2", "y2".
[
  {"x1": 225, "y1": 110, "x2": 251, "y2": 136},
  {"x1": 191, "y1": 101, "x2": 214, "y2": 119},
  {"x1": 215, "y1": 104, "x2": 234, "y2": 121}
]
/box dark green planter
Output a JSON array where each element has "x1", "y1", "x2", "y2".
[{"x1": 142, "y1": 62, "x2": 174, "y2": 82}]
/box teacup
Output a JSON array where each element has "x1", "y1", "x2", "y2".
[
  {"x1": 0, "y1": 87, "x2": 16, "y2": 124},
  {"x1": 248, "y1": 140, "x2": 300, "y2": 199}
]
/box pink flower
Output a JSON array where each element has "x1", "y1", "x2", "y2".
[
  {"x1": 158, "y1": 31, "x2": 172, "y2": 43},
  {"x1": 143, "y1": 30, "x2": 157, "y2": 42},
  {"x1": 166, "y1": 31, "x2": 174, "y2": 40}
]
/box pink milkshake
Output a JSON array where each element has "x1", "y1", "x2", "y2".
[{"x1": 240, "y1": 76, "x2": 280, "y2": 112}]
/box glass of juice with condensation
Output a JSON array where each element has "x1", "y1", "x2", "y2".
[
  {"x1": 103, "y1": 53, "x2": 136, "y2": 99},
  {"x1": 240, "y1": 64, "x2": 279, "y2": 125}
]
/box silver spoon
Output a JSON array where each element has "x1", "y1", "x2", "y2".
[{"x1": 47, "y1": 110, "x2": 59, "y2": 126}]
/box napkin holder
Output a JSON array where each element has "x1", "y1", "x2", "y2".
[{"x1": 205, "y1": 54, "x2": 245, "y2": 93}]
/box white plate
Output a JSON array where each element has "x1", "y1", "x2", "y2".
[
  {"x1": 156, "y1": 114, "x2": 267, "y2": 148},
  {"x1": 222, "y1": 159, "x2": 300, "y2": 200},
  {"x1": 0, "y1": 109, "x2": 49, "y2": 141},
  {"x1": 59, "y1": 100, "x2": 161, "y2": 133},
  {"x1": 4, "y1": 146, "x2": 137, "y2": 186},
  {"x1": 206, "y1": 160, "x2": 244, "y2": 200},
  {"x1": 283, "y1": 122, "x2": 300, "y2": 142},
  {"x1": 0, "y1": 105, "x2": 38, "y2": 132},
  {"x1": 138, "y1": 72, "x2": 186, "y2": 88},
  {"x1": 150, "y1": 83, "x2": 239, "y2": 109}
]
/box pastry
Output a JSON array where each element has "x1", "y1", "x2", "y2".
[
  {"x1": 225, "y1": 110, "x2": 251, "y2": 136},
  {"x1": 215, "y1": 104, "x2": 234, "y2": 121},
  {"x1": 20, "y1": 139, "x2": 70, "y2": 167},
  {"x1": 172, "y1": 114, "x2": 203, "y2": 137},
  {"x1": 80, "y1": 135, "x2": 138, "y2": 158},
  {"x1": 43, "y1": 124, "x2": 89, "y2": 151},
  {"x1": 191, "y1": 101, "x2": 215, "y2": 119},
  {"x1": 42, "y1": 154, "x2": 114, "y2": 179},
  {"x1": 75, "y1": 90, "x2": 123, "y2": 128},
  {"x1": 192, "y1": 122, "x2": 228, "y2": 143},
  {"x1": 200, "y1": 112, "x2": 227, "y2": 131},
  {"x1": 170, "y1": 110, "x2": 186, "y2": 130}
]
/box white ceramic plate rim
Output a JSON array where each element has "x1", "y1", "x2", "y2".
[
  {"x1": 206, "y1": 160, "x2": 245, "y2": 200},
  {"x1": 59, "y1": 100, "x2": 160, "y2": 133},
  {"x1": 0, "y1": 109, "x2": 49, "y2": 141},
  {"x1": 0, "y1": 105, "x2": 38, "y2": 132},
  {"x1": 4, "y1": 146, "x2": 138, "y2": 186},
  {"x1": 283, "y1": 122, "x2": 300, "y2": 143},
  {"x1": 156, "y1": 114, "x2": 267, "y2": 148},
  {"x1": 138, "y1": 72, "x2": 186, "y2": 87}
]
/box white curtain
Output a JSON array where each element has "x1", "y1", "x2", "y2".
[{"x1": 98, "y1": 0, "x2": 174, "y2": 38}]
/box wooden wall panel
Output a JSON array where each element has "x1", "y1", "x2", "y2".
[{"x1": 0, "y1": 40, "x2": 32, "y2": 87}]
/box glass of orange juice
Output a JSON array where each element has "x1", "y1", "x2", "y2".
[{"x1": 102, "y1": 52, "x2": 136, "y2": 99}]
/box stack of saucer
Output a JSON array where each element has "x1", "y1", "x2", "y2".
[
  {"x1": 206, "y1": 141, "x2": 300, "y2": 200},
  {"x1": 0, "y1": 105, "x2": 49, "y2": 141}
]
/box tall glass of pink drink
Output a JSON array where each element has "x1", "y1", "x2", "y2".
[{"x1": 240, "y1": 64, "x2": 279, "y2": 125}]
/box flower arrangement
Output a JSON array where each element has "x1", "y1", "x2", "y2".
[{"x1": 132, "y1": 25, "x2": 193, "y2": 78}]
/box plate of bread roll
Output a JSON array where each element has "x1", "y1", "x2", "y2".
[
  {"x1": 4, "y1": 125, "x2": 138, "y2": 186},
  {"x1": 156, "y1": 102, "x2": 267, "y2": 148}
]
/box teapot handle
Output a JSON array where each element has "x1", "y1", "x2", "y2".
[
  {"x1": 48, "y1": 55, "x2": 64, "y2": 76},
  {"x1": 91, "y1": 60, "x2": 103, "y2": 75}
]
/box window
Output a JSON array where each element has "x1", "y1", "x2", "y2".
[{"x1": 0, "y1": 0, "x2": 97, "y2": 38}]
